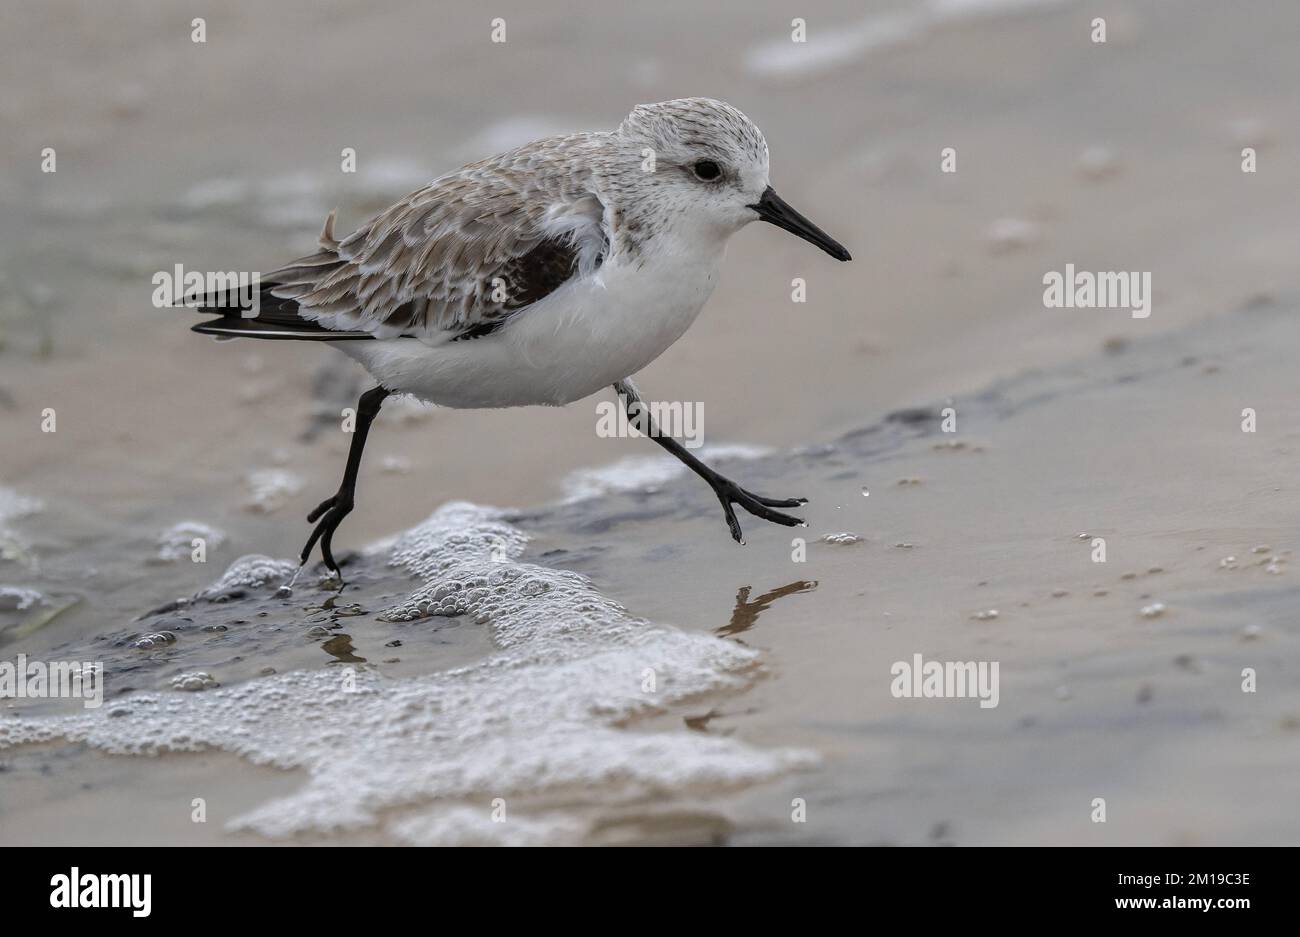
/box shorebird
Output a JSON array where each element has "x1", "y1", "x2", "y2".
[{"x1": 183, "y1": 98, "x2": 850, "y2": 577}]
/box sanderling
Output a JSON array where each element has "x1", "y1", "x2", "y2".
[{"x1": 181, "y1": 98, "x2": 850, "y2": 577}]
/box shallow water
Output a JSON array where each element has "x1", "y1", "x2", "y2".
[
  {"x1": 6, "y1": 298, "x2": 1300, "y2": 845},
  {"x1": 4, "y1": 504, "x2": 821, "y2": 845},
  {"x1": 3, "y1": 0, "x2": 1300, "y2": 845}
]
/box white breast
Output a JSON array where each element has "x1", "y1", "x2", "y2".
[{"x1": 339, "y1": 243, "x2": 725, "y2": 409}]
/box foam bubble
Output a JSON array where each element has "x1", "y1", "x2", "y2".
[
  {"x1": 0, "y1": 585, "x2": 44, "y2": 611},
  {"x1": 822, "y1": 532, "x2": 864, "y2": 546},
  {"x1": 389, "y1": 806, "x2": 589, "y2": 847},
  {"x1": 0, "y1": 503, "x2": 813, "y2": 844},
  {"x1": 170, "y1": 671, "x2": 219, "y2": 691},
  {"x1": 199, "y1": 554, "x2": 298, "y2": 600},
  {"x1": 156, "y1": 521, "x2": 226, "y2": 562}
]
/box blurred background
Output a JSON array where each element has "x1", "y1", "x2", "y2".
[
  {"x1": 2, "y1": 0, "x2": 1297, "y2": 544},
  {"x1": 2, "y1": 0, "x2": 1299, "y2": 845}
]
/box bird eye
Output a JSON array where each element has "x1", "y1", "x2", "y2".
[{"x1": 691, "y1": 160, "x2": 722, "y2": 181}]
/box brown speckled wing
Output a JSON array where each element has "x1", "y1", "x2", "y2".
[{"x1": 266, "y1": 135, "x2": 608, "y2": 341}]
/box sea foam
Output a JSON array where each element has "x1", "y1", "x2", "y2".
[{"x1": 0, "y1": 502, "x2": 812, "y2": 844}]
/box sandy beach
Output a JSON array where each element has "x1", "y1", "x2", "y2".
[{"x1": 2, "y1": 0, "x2": 1298, "y2": 845}]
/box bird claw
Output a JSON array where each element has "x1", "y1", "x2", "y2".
[
  {"x1": 306, "y1": 495, "x2": 337, "y2": 524},
  {"x1": 300, "y1": 493, "x2": 354, "y2": 577},
  {"x1": 713, "y1": 479, "x2": 806, "y2": 543}
]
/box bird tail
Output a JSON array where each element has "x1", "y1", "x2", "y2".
[{"x1": 180, "y1": 281, "x2": 372, "y2": 342}]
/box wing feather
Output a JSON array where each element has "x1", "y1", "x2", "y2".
[{"x1": 267, "y1": 140, "x2": 608, "y2": 341}]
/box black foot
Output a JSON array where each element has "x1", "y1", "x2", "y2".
[
  {"x1": 300, "y1": 492, "x2": 354, "y2": 577},
  {"x1": 710, "y1": 477, "x2": 807, "y2": 543}
]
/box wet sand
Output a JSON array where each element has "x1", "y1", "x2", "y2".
[{"x1": 2, "y1": 0, "x2": 1299, "y2": 845}]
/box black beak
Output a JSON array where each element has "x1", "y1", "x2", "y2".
[{"x1": 749, "y1": 186, "x2": 851, "y2": 261}]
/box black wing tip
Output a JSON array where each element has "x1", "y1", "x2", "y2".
[
  {"x1": 181, "y1": 281, "x2": 373, "y2": 342},
  {"x1": 190, "y1": 319, "x2": 373, "y2": 342}
]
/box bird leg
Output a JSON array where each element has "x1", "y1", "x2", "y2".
[
  {"x1": 300, "y1": 385, "x2": 391, "y2": 576},
  {"x1": 612, "y1": 379, "x2": 806, "y2": 543}
]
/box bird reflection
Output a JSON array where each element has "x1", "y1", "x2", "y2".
[{"x1": 717, "y1": 580, "x2": 817, "y2": 637}]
